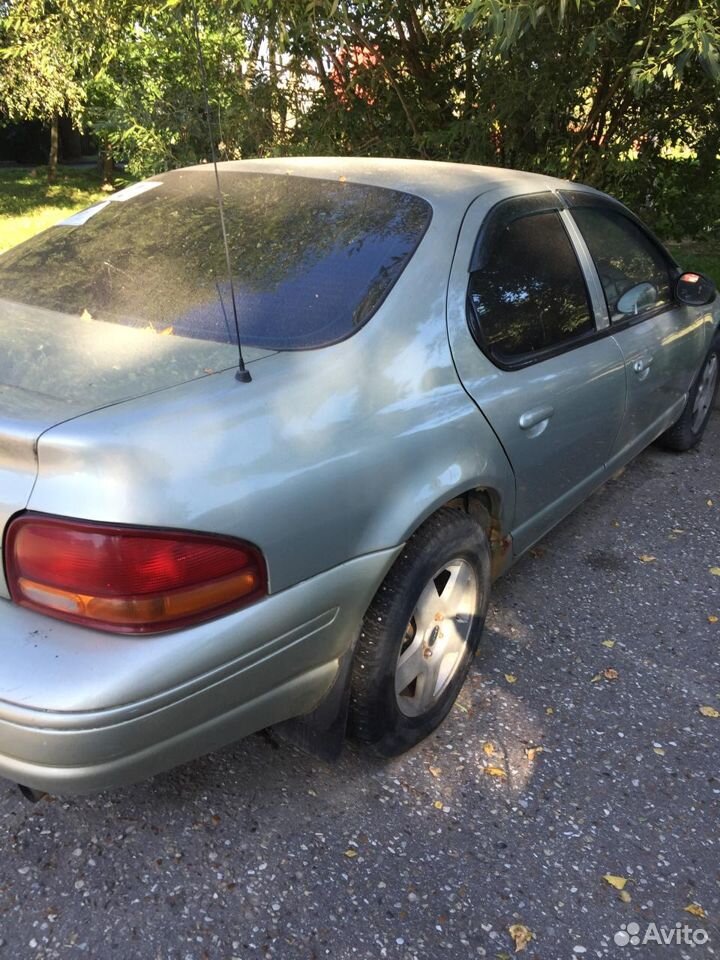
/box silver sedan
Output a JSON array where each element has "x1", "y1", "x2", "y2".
[{"x1": 0, "y1": 157, "x2": 717, "y2": 797}]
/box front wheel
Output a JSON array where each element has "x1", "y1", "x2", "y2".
[
  {"x1": 658, "y1": 340, "x2": 719, "y2": 452},
  {"x1": 348, "y1": 508, "x2": 491, "y2": 756}
]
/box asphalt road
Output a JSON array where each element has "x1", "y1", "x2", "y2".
[{"x1": 1, "y1": 418, "x2": 718, "y2": 960}]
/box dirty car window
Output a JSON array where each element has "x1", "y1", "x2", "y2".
[{"x1": 0, "y1": 171, "x2": 432, "y2": 350}]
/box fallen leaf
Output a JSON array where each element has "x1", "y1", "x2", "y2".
[
  {"x1": 484, "y1": 766, "x2": 507, "y2": 778},
  {"x1": 525, "y1": 746, "x2": 544, "y2": 761},
  {"x1": 545, "y1": 706, "x2": 554, "y2": 715},
  {"x1": 619, "y1": 890, "x2": 632, "y2": 903},
  {"x1": 433, "y1": 800, "x2": 444, "y2": 809},
  {"x1": 684, "y1": 903, "x2": 706, "y2": 920},
  {"x1": 699, "y1": 705, "x2": 720, "y2": 718},
  {"x1": 653, "y1": 747, "x2": 665, "y2": 756},
  {"x1": 483, "y1": 741, "x2": 496, "y2": 756},
  {"x1": 710, "y1": 567, "x2": 720, "y2": 577},
  {"x1": 592, "y1": 668, "x2": 619, "y2": 683},
  {"x1": 602, "y1": 639, "x2": 616, "y2": 648},
  {"x1": 505, "y1": 673, "x2": 518, "y2": 684},
  {"x1": 344, "y1": 848, "x2": 357, "y2": 859},
  {"x1": 428, "y1": 766, "x2": 442, "y2": 778},
  {"x1": 508, "y1": 923, "x2": 533, "y2": 953},
  {"x1": 603, "y1": 874, "x2": 628, "y2": 890},
  {"x1": 638, "y1": 554, "x2": 656, "y2": 564},
  {"x1": 708, "y1": 615, "x2": 719, "y2": 624}
]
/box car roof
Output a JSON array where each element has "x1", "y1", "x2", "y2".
[{"x1": 180, "y1": 156, "x2": 592, "y2": 209}]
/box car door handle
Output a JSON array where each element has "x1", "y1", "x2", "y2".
[
  {"x1": 518, "y1": 405, "x2": 555, "y2": 434},
  {"x1": 633, "y1": 356, "x2": 654, "y2": 379}
]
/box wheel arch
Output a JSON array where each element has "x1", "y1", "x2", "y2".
[{"x1": 404, "y1": 484, "x2": 513, "y2": 582}]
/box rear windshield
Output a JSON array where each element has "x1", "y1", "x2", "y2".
[{"x1": 0, "y1": 170, "x2": 432, "y2": 350}]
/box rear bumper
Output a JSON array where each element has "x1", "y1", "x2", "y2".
[{"x1": 0, "y1": 546, "x2": 400, "y2": 795}]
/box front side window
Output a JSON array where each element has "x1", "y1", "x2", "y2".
[
  {"x1": 0, "y1": 171, "x2": 432, "y2": 351},
  {"x1": 570, "y1": 206, "x2": 672, "y2": 323},
  {"x1": 468, "y1": 210, "x2": 594, "y2": 363}
]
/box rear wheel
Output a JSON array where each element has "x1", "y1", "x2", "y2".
[
  {"x1": 658, "y1": 340, "x2": 719, "y2": 452},
  {"x1": 348, "y1": 508, "x2": 490, "y2": 756}
]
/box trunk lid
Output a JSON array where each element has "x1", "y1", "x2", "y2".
[{"x1": 0, "y1": 299, "x2": 271, "y2": 596}]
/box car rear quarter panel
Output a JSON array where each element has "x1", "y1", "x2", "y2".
[{"x1": 26, "y1": 206, "x2": 516, "y2": 596}]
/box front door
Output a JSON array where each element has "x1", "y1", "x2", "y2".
[
  {"x1": 562, "y1": 194, "x2": 708, "y2": 464},
  {"x1": 447, "y1": 188, "x2": 627, "y2": 554}
]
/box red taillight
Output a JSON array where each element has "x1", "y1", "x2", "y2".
[{"x1": 4, "y1": 514, "x2": 267, "y2": 634}]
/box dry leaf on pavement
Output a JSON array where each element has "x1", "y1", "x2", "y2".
[
  {"x1": 592, "y1": 668, "x2": 619, "y2": 682},
  {"x1": 505, "y1": 673, "x2": 518, "y2": 684},
  {"x1": 484, "y1": 766, "x2": 507, "y2": 778},
  {"x1": 526, "y1": 746, "x2": 544, "y2": 761},
  {"x1": 684, "y1": 903, "x2": 706, "y2": 919},
  {"x1": 508, "y1": 923, "x2": 534, "y2": 953},
  {"x1": 603, "y1": 874, "x2": 628, "y2": 890},
  {"x1": 699, "y1": 705, "x2": 720, "y2": 718},
  {"x1": 639, "y1": 554, "x2": 657, "y2": 563}
]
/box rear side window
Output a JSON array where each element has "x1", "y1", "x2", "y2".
[
  {"x1": 468, "y1": 211, "x2": 594, "y2": 363},
  {"x1": 0, "y1": 171, "x2": 432, "y2": 351},
  {"x1": 570, "y1": 206, "x2": 672, "y2": 322}
]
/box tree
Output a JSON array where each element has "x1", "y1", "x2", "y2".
[
  {"x1": 0, "y1": 0, "x2": 140, "y2": 180},
  {"x1": 0, "y1": 0, "x2": 718, "y2": 234}
]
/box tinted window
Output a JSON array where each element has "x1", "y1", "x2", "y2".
[
  {"x1": 468, "y1": 211, "x2": 594, "y2": 362},
  {"x1": 0, "y1": 171, "x2": 431, "y2": 350},
  {"x1": 571, "y1": 207, "x2": 671, "y2": 322}
]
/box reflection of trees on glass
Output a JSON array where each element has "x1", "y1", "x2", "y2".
[
  {"x1": 0, "y1": 171, "x2": 431, "y2": 350},
  {"x1": 469, "y1": 212, "x2": 593, "y2": 360},
  {"x1": 572, "y1": 207, "x2": 671, "y2": 321}
]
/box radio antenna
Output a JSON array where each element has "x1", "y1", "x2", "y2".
[{"x1": 191, "y1": 4, "x2": 251, "y2": 382}]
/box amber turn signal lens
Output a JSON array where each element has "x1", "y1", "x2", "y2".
[{"x1": 4, "y1": 513, "x2": 267, "y2": 634}]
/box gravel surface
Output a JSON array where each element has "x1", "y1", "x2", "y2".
[{"x1": 1, "y1": 419, "x2": 718, "y2": 960}]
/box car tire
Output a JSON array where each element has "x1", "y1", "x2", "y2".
[
  {"x1": 658, "y1": 338, "x2": 720, "y2": 452},
  {"x1": 348, "y1": 508, "x2": 491, "y2": 757}
]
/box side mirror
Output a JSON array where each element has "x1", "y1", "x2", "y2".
[
  {"x1": 616, "y1": 281, "x2": 659, "y2": 316},
  {"x1": 674, "y1": 271, "x2": 717, "y2": 307}
]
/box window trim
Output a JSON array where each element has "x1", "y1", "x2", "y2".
[{"x1": 466, "y1": 197, "x2": 600, "y2": 371}]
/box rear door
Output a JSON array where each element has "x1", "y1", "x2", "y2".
[
  {"x1": 562, "y1": 192, "x2": 708, "y2": 465},
  {"x1": 447, "y1": 188, "x2": 627, "y2": 555}
]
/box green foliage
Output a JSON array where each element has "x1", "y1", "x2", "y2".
[{"x1": 0, "y1": 0, "x2": 718, "y2": 235}]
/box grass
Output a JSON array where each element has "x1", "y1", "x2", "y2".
[
  {"x1": 0, "y1": 165, "x2": 133, "y2": 254},
  {"x1": 1, "y1": 164, "x2": 718, "y2": 286}
]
